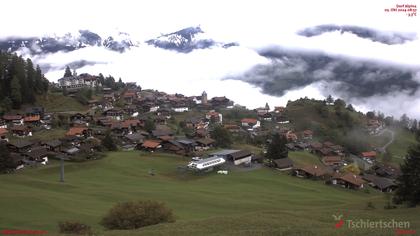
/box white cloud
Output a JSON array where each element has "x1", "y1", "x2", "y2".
[{"x1": 3, "y1": 0, "x2": 420, "y2": 118}]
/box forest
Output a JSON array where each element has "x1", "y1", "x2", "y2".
[{"x1": 0, "y1": 51, "x2": 49, "y2": 113}]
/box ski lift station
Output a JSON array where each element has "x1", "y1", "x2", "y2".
[{"x1": 187, "y1": 156, "x2": 226, "y2": 171}]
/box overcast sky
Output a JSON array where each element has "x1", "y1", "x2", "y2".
[
  {"x1": 2, "y1": 0, "x2": 420, "y2": 118},
  {"x1": 3, "y1": 0, "x2": 418, "y2": 38}
]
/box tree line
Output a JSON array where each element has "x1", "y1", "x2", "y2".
[{"x1": 0, "y1": 51, "x2": 49, "y2": 113}]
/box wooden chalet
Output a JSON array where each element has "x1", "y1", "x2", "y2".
[
  {"x1": 10, "y1": 125, "x2": 31, "y2": 137},
  {"x1": 273, "y1": 158, "x2": 294, "y2": 170},
  {"x1": 141, "y1": 140, "x2": 162, "y2": 151},
  {"x1": 333, "y1": 173, "x2": 365, "y2": 189},
  {"x1": 8, "y1": 140, "x2": 33, "y2": 153}
]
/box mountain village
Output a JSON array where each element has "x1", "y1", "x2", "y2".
[{"x1": 0, "y1": 71, "x2": 402, "y2": 194}]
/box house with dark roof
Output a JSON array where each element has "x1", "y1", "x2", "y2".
[
  {"x1": 8, "y1": 140, "x2": 33, "y2": 153},
  {"x1": 103, "y1": 108, "x2": 124, "y2": 120},
  {"x1": 43, "y1": 140, "x2": 62, "y2": 152},
  {"x1": 321, "y1": 156, "x2": 343, "y2": 167},
  {"x1": 196, "y1": 138, "x2": 215, "y2": 150},
  {"x1": 362, "y1": 174, "x2": 397, "y2": 192},
  {"x1": 273, "y1": 158, "x2": 294, "y2": 170},
  {"x1": 10, "y1": 125, "x2": 31, "y2": 137},
  {"x1": 23, "y1": 147, "x2": 49, "y2": 165},
  {"x1": 333, "y1": 173, "x2": 365, "y2": 189},
  {"x1": 124, "y1": 133, "x2": 144, "y2": 145},
  {"x1": 293, "y1": 165, "x2": 330, "y2": 180},
  {"x1": 3, "y1": 115, "x2": 23, "y2": 126},
  {"x1": 152, "y1": 129, "x2": 174, "y2": 138},
  {"x1": 373, "y1": 163, "x2": 401, "y2": 179},
  {"x1": 163, "y1": 140, "x2": 187, "y2": 155},
  {"x1": 177, "y1": 139, "x2": 197, "y2": 153},
  {"x1": 25, "y1": 107, "x2": 45, "y2": 117}
]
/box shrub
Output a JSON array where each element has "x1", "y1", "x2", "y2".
[
  {"x1": 58, "y1": 221, "x2": 92, "y2": 235},
  {"x1": 365, "y1": 201, "x2": 376, "y2": 210},
  {"x1": 100, "y1": 200, "x2": 175, "y2": 230}
]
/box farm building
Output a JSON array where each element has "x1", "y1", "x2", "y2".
[
  {"x1": 273, "y1": 158, "x2": 294, "y2": 170},
  {"x1": 209, "y1": 149, "x2": 252, "y2": 166}
]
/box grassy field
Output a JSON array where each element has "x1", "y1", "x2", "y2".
[
  {"x1": 0, "y1": 151, "x2": 419, "y2": 236},
  {"x1": 32, "y1": 92, "x2": 89, "y2": 113},
  {"x1": 288, "y1": 151, "x2": 322, "y2": 167},
  {"x1": 9, "y1": 128, "x2": 67, "y2": 142},
  {"x1": 386, "y1": 128, "x2": 417, "y2": 164}
]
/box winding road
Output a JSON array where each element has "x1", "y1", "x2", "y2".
[{"x1": 375, "y1": 128, "x2": 395, "y2": 153}]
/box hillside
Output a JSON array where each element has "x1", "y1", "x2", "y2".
[
  {"x1": 32, "y1": 92, "x2": 89, "y2": 113},
  {"x1": 0, "y1": 152, "x2": 419, "y2": 235}
]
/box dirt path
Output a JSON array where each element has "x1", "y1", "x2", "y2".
[{"x1": 375, "y1": 129, "x2": 395, "y2": 153}]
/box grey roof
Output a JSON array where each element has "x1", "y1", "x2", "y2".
[
  {"x1": 125, "y1": 133, "x2": 144, "y2": 142},
  {"x1": 152, "y1": 129, "x2": 173, "y2": 137},
  {"x1": 9, "y1": 140, "x2": 33, "y2": 149},
  {"x1": 273, "y1": 158, "x2": 294, "y2": 168},
  {"x1": 26, "y1": 148, "x2": 49, "y2": 159},
  {"x1": 196, "y1": 138, "x2": 215, "y2": 145},
  {"x1": 209, "y1": 149, "x2": 240, "y2": 156},
  {"x1": 363, "y1": 174, "x2": 396, "y2": 190},
  {"x1": 230, "y1": 150, "x2": 252, "y2": 160},
  {"x1": 167, "y1": 140, "x2": 184, "y2": 149},
  {"x1": 45, "y1": 140, "x2": 62, "y2": 148},
  {"x1": 177, "y1": 139, "x2": 197, "y2": 146}
]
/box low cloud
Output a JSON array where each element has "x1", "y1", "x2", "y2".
[{"x1": 297, "y1": 25, "x2": 417, "y2": 45}]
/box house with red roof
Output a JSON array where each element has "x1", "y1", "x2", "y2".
[
  {"x1": 141, "y1": 140, "x2": 162, "y2": 151},
  {"x1": 241, "y1": 118, "x2": 260, "y2": 131}
]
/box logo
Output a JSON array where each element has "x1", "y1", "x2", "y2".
[
  {"x1": 331, "y1": 213, "x2": 416, "y2": 235},
  {"x1": 332, "y1": 213, "x2": 345, "y2": 229}
]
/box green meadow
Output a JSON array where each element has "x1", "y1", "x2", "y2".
[{"x1": 0, "y1": 151, "x2": 419, "y2": 235}]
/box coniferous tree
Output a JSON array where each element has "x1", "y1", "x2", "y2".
[
  {"x1": 0, "y1": 51, "x2": 49, "y2": 107},
  {"x1": 34, "y1": 65, "x2": 45, "y2": 94},
  {"x1": 393, "y1": 143, "x2": 420, "y2": 207},
  {"x1": 144, "y1": 118, "x2": 156, "y2": 133},
  {"x1": 64, "y1": 66, "x2": 72, "y2": 77},
  {"x1": 102, "y1": 131, "x2": 117, "y2": 151},
  {"x1": 265, "y1": 102, "x2": 270, "y2": 111},
  {"x1": 266, "y1": 133, "x2": 288, "y2": 160},
  {"x1": 326, "y1": 95, "x2": 334, "y2": 104},
  {"x1": 210, "y1": 125, "x2": 232, "y2": 148},
  {"x1": 0, "y1": 142, "x2": 14, "y2": 173},
  {"x1": 25, "y1": 58, "x2": 36, "y2": 102},
  {"x1": 0, "y1": 97, "x2": 12, "y2": 113},
  {"x1": 10, "y1": 76, "x2": 22, "y2": 108},
  {"x1": 411, "y1": 119, "x2": 418, "y2": 133}
]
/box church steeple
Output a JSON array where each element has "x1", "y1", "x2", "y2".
[{"x1": 202, "y1": 91, "x2": 208, "y2": 104}]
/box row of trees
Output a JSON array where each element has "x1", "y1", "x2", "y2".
[{"x1": 0, "y1": 51, "x2": 49, "y2": 112}]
